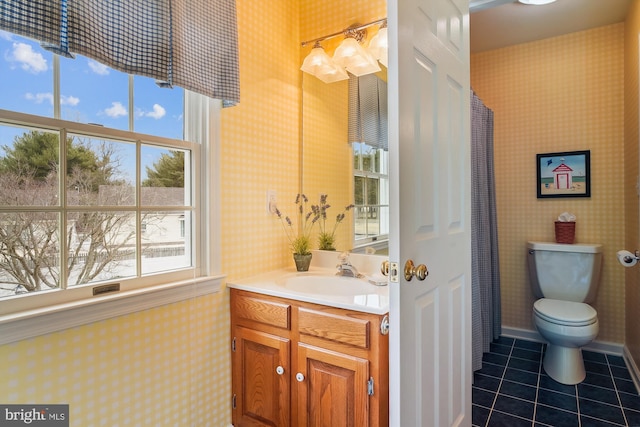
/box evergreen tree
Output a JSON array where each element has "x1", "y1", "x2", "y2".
[{"x1": 142, "y1": 150, "x2": 184, "y2": 187}]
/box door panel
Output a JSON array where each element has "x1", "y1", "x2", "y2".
[
  {"x1": 296, "y1": 343, "x2": 369, "y2": 427},
  {"x1": 389, "y1": 0, "x2": 471, "y2": 425},
  {"x1": 232, "y1": 326, "x2": 290, "y2": 427}
]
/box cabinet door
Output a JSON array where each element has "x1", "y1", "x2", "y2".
[
  {"x1": 295, "y1": 343, "x2": 369, "y2": 427},
  {"x1": 232, "y1": 326, "x2": 291, "y2": 427}
]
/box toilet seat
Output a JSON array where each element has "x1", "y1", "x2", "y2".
[{"x1": 534, "y1": 298, "x2": 597, "y2": 327}]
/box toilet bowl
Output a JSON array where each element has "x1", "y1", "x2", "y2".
[
  {"x1": 527, "y1": 242, "x2": 603, "y2": 385},
  {"x1": 533, "y1": 298, "x2": 599, "y2": 384}
]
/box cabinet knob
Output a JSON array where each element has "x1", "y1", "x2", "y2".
[
  {"x1": 296, "y1": 372, "x2": 305, "y2": 382},
  {"x1": 276, "y1": 366, "x2": 285, "y2": 375}
]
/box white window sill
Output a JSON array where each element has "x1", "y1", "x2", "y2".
[{"x1": 0, "y1": 275, "x2": 225, "y2": 345}]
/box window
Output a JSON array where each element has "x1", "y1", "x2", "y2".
[
  {"x1": 353, "y1": 142, "x2": 389, "y2": 246},
  {"x1": 0, "y1": 32, "x2": 217, "y2": 322}
]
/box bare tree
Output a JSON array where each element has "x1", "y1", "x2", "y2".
[{"x1": 0, "y1": 132, "x2": 136, "y2": 295}]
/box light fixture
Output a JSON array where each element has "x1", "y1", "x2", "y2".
[
  {"x1": 368, "y1": 21, "x2": 388, "y2": 68},
  {"x1": 300, "y1": 42, "x2": 349, "y2": 83},
  {"x1": 333, "y1": 30, "x2": 381, "y2": 77},
  {"x1": 300, "y1": 18, "x2": 386, "y2": 83},
  {"x1": 518, "y1": 0, "x2": 557, "y2": 5}
]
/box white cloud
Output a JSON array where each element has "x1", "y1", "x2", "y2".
[
  {"x1": 61, "y1": 95, "x2": 80, "y2": 106},
  {"x1": 87, "y1": 59, "x2": 109, "y2": 75},
  {"x1": 104, "y1": 102, "x2": 127, "y2": 118},
  {"x1": 25, "y1": 92, "x2": 80, "y2": 107},
  {"x1": 8, "y1": 42, "x2": 48, "y2": 73},
  {"x1": 25, "y1": 92, "x2": 53, "y2": 104},
  {"x1": 145, "y1": 104, "x2": 166, "y2": 119}
]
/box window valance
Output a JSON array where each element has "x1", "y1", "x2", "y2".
[
  {"x1": 348, "y1": 74, "x2": 388, "y2": 150},
  {"x1": 0, "y1": 0, "x2": 240, "y2": 105}
]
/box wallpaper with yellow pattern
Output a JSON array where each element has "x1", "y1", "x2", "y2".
[
  {"x1": 0, "y1": 0, "x2": 386, "y2": 425},
  {"x1": 5, "y1": 3, "x2": 634, "y2": 426},
  {"x1": 624, "y1": 0, "x2": 640, "y2": 370},
  {"x1": 471, "y1": 23, "x2": 626, "y2": 344}
]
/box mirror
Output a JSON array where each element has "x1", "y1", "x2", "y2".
[{"x1": 300, "y1": 5, "x2": 389, "y2": 254}]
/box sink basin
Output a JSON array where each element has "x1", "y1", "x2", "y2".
[{"x1": 277, "y1": 273, "x2": 381, "y2": 296}]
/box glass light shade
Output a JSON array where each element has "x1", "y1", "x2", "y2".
[
  {"x1": 518, "y1": 0, "x2": 556, "y2": 4},
  {"x1": 368, "y1": 27, "x2": 388, "y2": 67},
  {"x1": 333, "y1": 37, "x2": 381, "y2": 77},
  {"x1": 300, "y1": 46, "x2": 349, "y2": 83}
]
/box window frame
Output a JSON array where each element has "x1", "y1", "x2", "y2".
[
  {"x1": 0, "y1": 99, "x2": 222, "y2": 345},
  {"x1": 352, "y1": 143, "x2": 389, "y2": 249}
]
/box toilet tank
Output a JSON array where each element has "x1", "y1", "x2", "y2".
[{"x1": 527, "y1": 241, "x2": 603, "y2": 303}]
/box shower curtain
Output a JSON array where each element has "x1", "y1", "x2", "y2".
[{"x1": 471, "y1": 90, "x2": 501, "y2": 372}]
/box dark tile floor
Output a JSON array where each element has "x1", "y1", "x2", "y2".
[{"x1": 473, "y1": 336, "x2": 640, "y2": 427}]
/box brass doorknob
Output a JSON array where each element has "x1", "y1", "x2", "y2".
[{"x1": 404, "y1": 260, "x2": 428, "y2": 281}]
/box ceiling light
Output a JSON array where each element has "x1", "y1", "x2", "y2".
[{"x1": 518, "y1": 0, "x2": 557, "y2": 5}]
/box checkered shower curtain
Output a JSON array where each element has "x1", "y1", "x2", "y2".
[{"x1": 471, "y1": 90, "x2": 501, "y2": 372}]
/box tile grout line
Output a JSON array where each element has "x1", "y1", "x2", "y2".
[
  {"x1": 608, "y1": 354, "x2": 630, "y2": 427},
  {"x1": 484, "y1": 339, "x2": 515, "y2": 427},
  {"x1": 531, "y1": 342, "x2": 544, "y2": 427},
  {"x1": 476, "y1": 340, "x2": 640, "y2": 427},
  {"x1": 574, "y1": 382, "x2": 581, "y2": 427}
]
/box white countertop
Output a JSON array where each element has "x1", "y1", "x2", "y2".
[{"x1": 227, "y1": 266, "x2": 390, "y2": 315}]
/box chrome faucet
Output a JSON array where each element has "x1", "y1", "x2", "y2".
[{"x1": 336, "y1": 252, "x2": 363, "y2": 278}]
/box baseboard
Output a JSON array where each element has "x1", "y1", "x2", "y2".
[
  {"x1": 501, "y1": 326, "x2": 624, "y2": 356},
  {"x1": 623, "y1": 346, "x2": 640, "y2": 395}
]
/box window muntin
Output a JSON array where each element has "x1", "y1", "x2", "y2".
[
  {"x1": 1, "y1": 31, "x2": 185, "y2": 137},
  {"x1": 0, "y1": 114, "x2": 197, "y2": 305},
  {"x1": 0, "y1": 31, "x2": 197, "y2": 312},
  {"x1": 353, "y1": 142, "x2": 389, "y2": 245}
]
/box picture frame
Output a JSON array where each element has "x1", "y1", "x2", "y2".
[{"x1": 536, "y1": 150, "x2": 590, "y2": 198}]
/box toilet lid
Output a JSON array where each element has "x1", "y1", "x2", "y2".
[{"x1": 534, "y1": 298, "x2": 597, "y2": 326}]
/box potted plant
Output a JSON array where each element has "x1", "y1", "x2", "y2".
[
  {"x1": 275, "y1": 194, "x2": 319, "y2": 271},
  {"x1": 316, "y1": 194, "x2": 354, "y2": 251}
]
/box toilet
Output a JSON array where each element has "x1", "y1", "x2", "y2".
[{"x1": 527, "y1": 241, "x2": 603, "y2": 385}]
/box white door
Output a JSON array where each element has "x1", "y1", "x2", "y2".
[{"x1": 388, "y1": 0, "x2": 471, "y2": 425}]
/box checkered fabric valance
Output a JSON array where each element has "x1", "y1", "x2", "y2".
[
  {"x1": 348, "y1": 74, "x2": 388, "y2": 150},
  {"x1": 0, "y1": 0, "x2": 240, "y2": 105}
]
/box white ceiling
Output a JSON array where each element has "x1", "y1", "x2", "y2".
[{"x1": 470, "y1": 0, "x2": 633, "y2": 53}]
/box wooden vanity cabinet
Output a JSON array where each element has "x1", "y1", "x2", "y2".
[{"x1": 231, "y1": 289, "x2": 389, "y2": 427}]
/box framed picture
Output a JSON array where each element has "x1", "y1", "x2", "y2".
[{"x1": 536, "y1": 150, "x2": 590, "y2": 198}]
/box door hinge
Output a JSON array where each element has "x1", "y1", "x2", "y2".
[
  {"x1": 367, "y1": 377, "x2": 374, "y2": 396},
  {"x1": 232, "y1": 337, "x2": 236, "y2": 352},
  {"x1": 232, "y1": 393, "x2": 237, "y2": 409},
  {"x1": 389, "y1": 262, "x2": 399, "y2": 283}
]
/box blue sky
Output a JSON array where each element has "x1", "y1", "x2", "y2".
[
  {"x1": 0, "y1": 31, "x2": 185, "y2": 183},
  {"x1": 0, "y1": 30, "x2": 184, "y2": 139}
]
